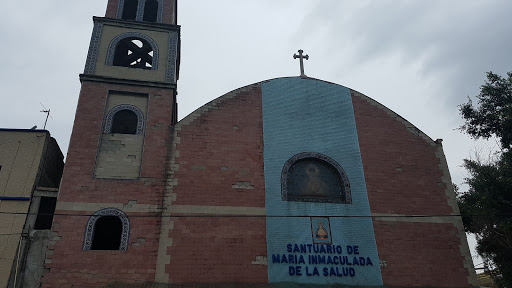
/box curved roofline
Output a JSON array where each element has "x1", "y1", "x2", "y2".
[
  {"x1": 175, "y1": 76, "x2": 437, "y2": 145},
  {"x1": 349, "y1": 88, "x2": 436, "y2": 145},
  {"x1": 175, "y1": 82, "x2": 262, "y2": 129}
]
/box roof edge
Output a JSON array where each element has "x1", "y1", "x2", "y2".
[
  {"x1": 350, "y1": 89, "x2": 436, "y2": 146},
  {"x1": 174, "y1": 76, "x2": 437, "y2": 146},
  {"x1": 0, "y1": 128, "x2": 50, "y2": 134}
]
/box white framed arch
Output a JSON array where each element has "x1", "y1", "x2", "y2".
[
  {"x1": 103, "y1": 104, "x2": 145, "y2": 135},
  {"x1": 83, "y1": 208, "x2": 130, "y2": 251}
]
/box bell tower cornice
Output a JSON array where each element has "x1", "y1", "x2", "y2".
[{"x1": 91, "y1": 16, "x2": 180, "y2": 32}]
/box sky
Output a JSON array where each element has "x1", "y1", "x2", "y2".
[{"x1": 1, "y1": 0, "x2": 511, "y2": 268}]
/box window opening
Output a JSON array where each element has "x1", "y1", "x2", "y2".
[
  {"x1": 143, "y1": 0, "x2": 159, "y2": 22},
  {"x1": 113, "y1": 37, "x2": 153, "y2": 69},
  {"x1": 91, "y1": 216, "x2": 123, "y2": 250},
  {"x1": 122, "y1": 0, "x2": 138, "y2": 20},
  {"x1": 104, "y1": 104, "x2": 145, "y2": 135},
  {"x1": 83, "y1": 208, "x2": 130, "y2": 251},
  {"x1": 34, "y1": 197, "x2": 57, "y2": 230},
  {"x1": 111, "y1": 109, "x2": 138, "y2": 134}
]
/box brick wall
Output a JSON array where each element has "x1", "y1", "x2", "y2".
[
  {"x1": 55, "y1": 81, "x2": 173, "y2": 205},
  {"x1": 105, "y1": 0, "x2": 118, "y2": 18},
  {"x1": 41, "y1": 80, "x2": 175, "y2": 287},
  {"x1": 352, "y1": 90, "x2": 474, "y2": 287},
  {"x1": 164, "y1": 85, "x2": 268, "y2": 283},
  {"x1": 352, "y1": 91, "x2": 451, "y2": 215},
  {"x1": 171, "y1": 86, "x2": 265, "y2": 208},
  {"x1": 373, "y1": 221, "x2": 470, "y2": 287},
  {"x1": 42, "y1": 77, "x2": 475, "y2": 287},
  {"x1": 168, "y1": 218, "x2": 267, "y2": 283}
]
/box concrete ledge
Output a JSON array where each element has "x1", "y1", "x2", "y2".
[
  {"x1": 55, "y1": 202, "x2": 161, "y2": 213},
  {"x1": 171, "y1": 205, "x2": 266, "y2": 216},
  {"x1": 372, "y1": 213, "x2": 460, "y2": 224}
]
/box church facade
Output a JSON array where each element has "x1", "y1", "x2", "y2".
[{"x1": 40, "y1": 1, "x2": 478, "y2": 287}]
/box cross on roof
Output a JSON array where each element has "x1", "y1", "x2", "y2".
[{"x1": 293, "y1": 49, "x2": 309, "y2": 78}]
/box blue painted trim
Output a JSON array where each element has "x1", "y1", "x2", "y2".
[
  {"x1": 0, "y1": 197, "x2": 31, "y2": 201},
  {"x1": 262, "y1": 78, "x2": 383, "y2": 285}
]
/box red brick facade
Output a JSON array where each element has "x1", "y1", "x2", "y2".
[
  {"x1": 166, "y1": 85, "x2": 268, "y2": 283},
  {"x1": 373, "y1": 222, "x2": 470, "y2": 287},
  {"x1": 55, "y1": 81, "x2": 174, "y2": 205},
  {"x1": 41, "y1": 81, "x2": 175, "y2": 287},
  {"x1": 352, "y1": 92, "x2": 452, "y2": 215},
  {"x1": 43, "y1": 78, "x2": 475, "y2": 287},
  {"x1": 352, "y1": 90, "x2": 474, "y2": 287}
]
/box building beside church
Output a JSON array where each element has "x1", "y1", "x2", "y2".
[
  {"x1": 0, "y1": 129, "x2": 63, "y2": 288},
  {"x1": 39, "y1": 0, "x2": 478, "y2": 287}
]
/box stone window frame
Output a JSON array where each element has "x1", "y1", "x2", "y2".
[
  {"x1": 116, "y1": 0, "x2": 164, "y2": 23},
  {"x1": 281, "y1": 152, "x2": 352, "y2": 204},
  {"x1": 105, "y1": 32, "x2": 160, "y2": 70},
  {"x1": 104, "y1": 104, "x2": 145, "y2": 135},
  {"x1": 83, "y1": 208, "x2": 130, "y2": 251}
]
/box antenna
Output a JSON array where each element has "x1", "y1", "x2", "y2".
[{"x1": 40, "y1": 103, "x2": 54, "y2": 130}]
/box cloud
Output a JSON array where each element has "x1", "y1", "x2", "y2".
[{"x1": 299, "y1": 0, "x2": 512, "y2": 108}]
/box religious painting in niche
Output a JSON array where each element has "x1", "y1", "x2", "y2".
[
  {"x1": 311, "y1": 217, "x2": 332, "y2": 244},
  {"x1": 281, "y1": 152, "x2": 352, "y2": 204},
  {"x1": 113, "y1": 37, "x2": 154, "y2": 69}
]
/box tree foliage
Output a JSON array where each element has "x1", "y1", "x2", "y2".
[
  {"x1": 460, "y1": 71, "x2": 512, "y2": 150},
  {"x1": 458, "y1": 71, "x2": 512, "y2": 287}
]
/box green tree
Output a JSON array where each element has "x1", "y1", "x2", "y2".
[{"x1": 458, "y1": 71, "x2": 512, "y2": 288}]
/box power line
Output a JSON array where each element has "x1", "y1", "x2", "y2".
[{"x1": 0, "y1": 210, "x2": 511, "y2": 219}]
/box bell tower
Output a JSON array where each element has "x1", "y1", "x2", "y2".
[{"x1": 41, "y1": 0, "x2": 180, "y2": 286}]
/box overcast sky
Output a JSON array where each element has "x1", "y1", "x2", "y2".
[{"x1": 1, "y1": 0, "x2": 511, "y2": 267}]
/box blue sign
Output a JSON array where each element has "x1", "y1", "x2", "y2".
[{"x1": 262, "y1": 78, "x2": 383, "y2": 285}]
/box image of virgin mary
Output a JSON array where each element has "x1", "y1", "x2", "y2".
[{"x1": 315, "y1": 222, "x2": 329, "y2": 239}]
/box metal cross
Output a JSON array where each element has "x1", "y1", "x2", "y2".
[{"x1": 293, "y1": 49, "x2": 309, "y2": 78}]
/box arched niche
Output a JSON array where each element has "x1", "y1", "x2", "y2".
[
  {"x1": 83, "y1": 208, "x2": 130, "y2": 251},
  {"x1": 105, "y1": 32, "x2": 159, "y2": 70},
  {"x1": 103, "y1": 104, "x2": 145, "y2": 135},
  {"x1": 281, "y1": 152, "x2": 352, "y2": 204}
]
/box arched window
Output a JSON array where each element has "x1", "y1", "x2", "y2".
[
  {"x1": 106, "y1": 33, "x2": 159, "y2": 70},
  {"x1": 121, "y1": 0, "x2": 138, "y2": 20},
  {"x1": 112, "y1": 109, "x2": 138, "y2": 134},
  {"x1": 143, "y1": 0, "x2": 159, "y2": 22},
  {"x1": 104, "y1": 104, "x2": 145, "y2": 135},
  {"x1": 113, "y1": 38, "x2": 154, "y2": 69},
  {"x1": 83, "y1": 208, "x2": 130, "y2": 251},
  {"x1": 281, "y1": 152, "x2": 352, "y2": 204}
]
